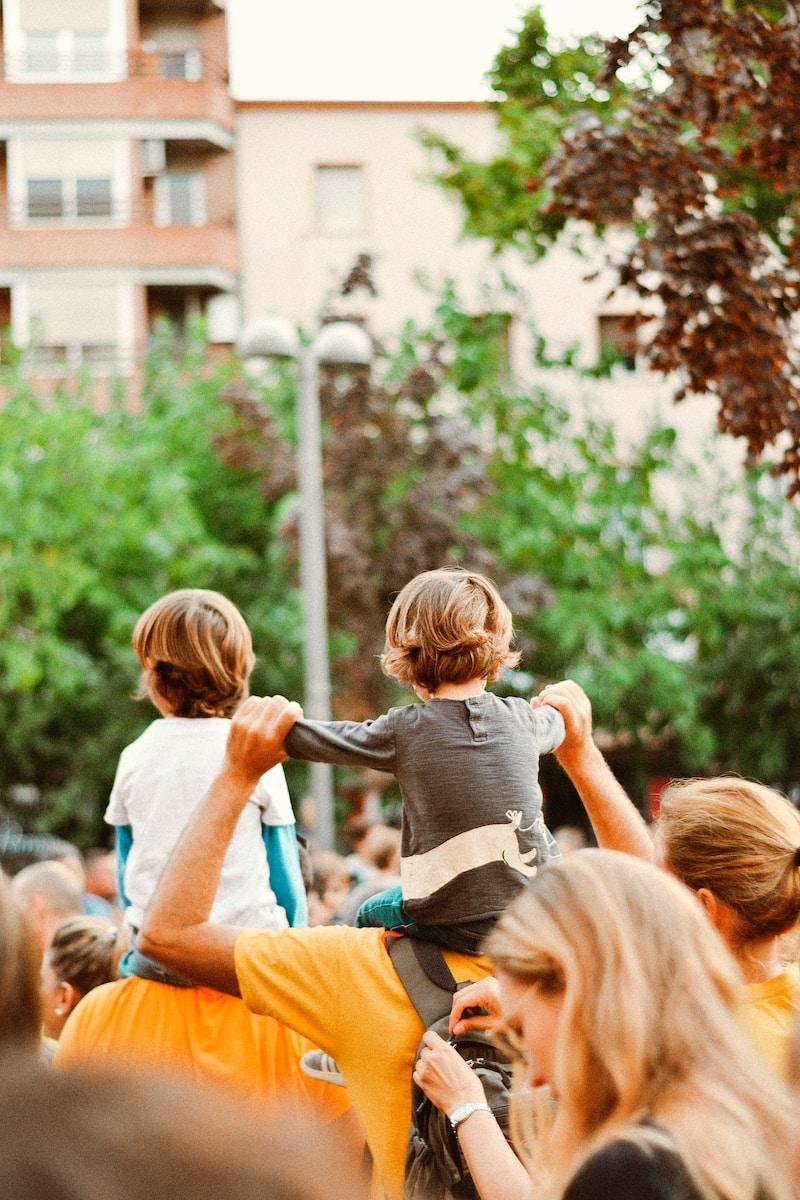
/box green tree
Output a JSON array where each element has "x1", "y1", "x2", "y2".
[
  {"x1": 425, "y1": 2, "x2": 800, "y2": 490},
  {"x1": 0, "y1": 325, "x2": 302, "y2": 842}
]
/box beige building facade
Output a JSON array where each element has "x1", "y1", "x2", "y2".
[{"x1": 235, "y1": 99, "x2": 733, "y2": 478}]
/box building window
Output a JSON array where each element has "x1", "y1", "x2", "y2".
[
  {"x1": 597, "y1": 313, "x2": 640, "y2": 371},
  {"x1": 17, "y1": 29, "x2": 113, "y2": 77},
  {"x1": 154, "y1": 173, "x2": 207, "y2": 227},
  {"x1": 76, "y1": 177, "x2": 113, "y2": 218},
  {"x1": 27, "y1": 179, "x2": 64, "y2": 219},
  {"x1": 315, "y1": 165, "x2": 365, "y2": 235},
  {"x1": 23, "y1": 31, "x2": 60, "y2": 73},
  {"x1": 158, "y1": 48, "x2": 201, "y2": 80},
  {"x1": 21, "y1": 282, "x2": 124, "y2": 374},
  {"x1": 25, "y1": 177, "x2": 114, "y2": 222}
]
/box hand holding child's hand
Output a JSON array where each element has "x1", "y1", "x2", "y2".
[
  {"x1": 532, "y1": 680, "x2": 593, "y2": 765},
  {"x1": 225, "y1": 696, "x2": 303, "y2": 787}
]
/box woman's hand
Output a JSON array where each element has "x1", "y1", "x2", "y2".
[
  {"x1": 449, "y1": 977, "x2": 502, "y2": 1036},
  {"x1": 413, "y1": 1030, "x2": 486, "y2": 1114}
]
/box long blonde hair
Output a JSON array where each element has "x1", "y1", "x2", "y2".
[
  {"x1": 658, "y1": 777, "x2": 800, "y2": 943},
  {"x1": 487, "y1": 850, "x2": 793, "y2": 1200}
]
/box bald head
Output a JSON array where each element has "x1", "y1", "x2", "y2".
[{"x1": 12, "y1": 861, "x2": 83, "y2": 952}]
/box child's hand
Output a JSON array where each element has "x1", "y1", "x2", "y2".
[
  {"x1": 225, "y1": 696, "x2": 303, "y2": 787},
  {"x1": 532, "y1": 681, "x2": 593, "y2": 762}
]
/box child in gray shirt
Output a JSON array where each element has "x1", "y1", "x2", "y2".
[{"x1": 285, "y1": 567, "x2": 564, "y2": 953}]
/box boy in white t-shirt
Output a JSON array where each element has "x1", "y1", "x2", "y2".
[{"x1": 106, "y1": 589, "x2": 306, "y2": 983}]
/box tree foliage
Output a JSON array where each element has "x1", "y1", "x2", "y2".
[
  {"x1": 3, "y1": 298, "x2": 800, "y2": 843},
  {"x1": 0, "y1": 325, "x2": 303, "y2": 841},
  {"x1": 426, "y1": 2, "x2": 800, "y2": 491}
]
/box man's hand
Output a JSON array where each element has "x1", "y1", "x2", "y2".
[
  {"x1": 532, "y1": 679, "x2": 593, "y2": 771},
  {"x1": 224, "y1": 695, "x2": 303, "y2": 790}
]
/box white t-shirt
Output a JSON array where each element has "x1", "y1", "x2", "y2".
[{"x1": 105, "y1": 717, "x2": 294, "y2": 932}]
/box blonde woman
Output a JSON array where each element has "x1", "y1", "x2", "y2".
[
  {"x1": 656, "y1": 777, "x2": 800, "y2": 1079},
  {"x1": 416, "y1": 851, "x2": 793, "y2": 1200}
]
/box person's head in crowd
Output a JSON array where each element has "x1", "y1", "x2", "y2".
[
  {"x1": 657, "y1": 777, "x2": 800, "y2": 955},
  {"x1": 50, "y1": 842, "x2": 87, "y2": 889},
  {"x1": 0, "y1": 871, "x2": 41, "y2": 1055},
  {"x1": 11, "y1": 861, "x2": 83, "y2": 953},
  {"x1": 552, "y1": 824, "x2": 588, "y2": 855},
  {"x1": 359, "y1": 824, "x2": 401, "y2": 876},
  {"x1": 133, "y1": 588, "x2": 255, "y2": 719},
  {"x1": 0, "y1": 1057, "x2": 363, "y2": 1200},
  {"x1": 84, "y1": 849, "x2": 118, "y2": 903},
  {"x1": 380, "y1": 567, "x2": 519, "y2": 697},
  {"x1": 40, "y1": 916, "x2": 121, "y2": 1039},
  {"x1": 486, "y1": 849, "x2": 793, "y2": 1200},
  {"x1": 307, "y1": 851, "x2": 351, "y2": 926}
]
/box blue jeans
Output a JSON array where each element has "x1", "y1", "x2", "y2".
[
  {"x1": 119, "y1": 932, "x2": 195, "y2": 988},
  {"x1": 355, "y1": 884, "x2": 419, "y2": 933},
  {"x1": 355, "y1": 884, "x2": 492, "y2": 954}
]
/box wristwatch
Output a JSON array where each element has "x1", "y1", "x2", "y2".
[{"x1": 448, "y1": 1102, "x2": 491, "y2": 1133}]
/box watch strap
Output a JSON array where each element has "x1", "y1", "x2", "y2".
[{"x1": 448, "y1": 1101, "x2": 491, "y2": 1132}]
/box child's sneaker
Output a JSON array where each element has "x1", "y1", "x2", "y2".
[{"x1": 300, "y1": 1049, "x2": 345, "y2": 1086}]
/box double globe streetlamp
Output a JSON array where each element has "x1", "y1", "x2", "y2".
[{"x1": 238, "y1": 317, "x2": 373, "y2": 851}]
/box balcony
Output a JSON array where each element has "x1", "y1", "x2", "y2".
[
  {"x1": 0, "y1": 199, "x2": 237, "y2": 286},
  {"x1": 0, "y1": 50, "x2": 233, "y2": 144}
]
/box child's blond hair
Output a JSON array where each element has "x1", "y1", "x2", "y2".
[
  {"x1": 133, "y1": 589, "x2": 254, "y2": 719},
  {"x1": 380, "y1": 568, "x2": 520, "y2": 693}
]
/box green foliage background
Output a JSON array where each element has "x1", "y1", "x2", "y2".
[{"x1": 2, "y1": 303, "x2": 800, "y2": 845}]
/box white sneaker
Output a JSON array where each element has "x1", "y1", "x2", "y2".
[{"x1": 300, "y1": 1049, "x2": 345, "y2": 1086}]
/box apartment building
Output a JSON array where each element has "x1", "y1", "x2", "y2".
[
  {"x1": 0, "y1": 0, "x2": 237, "y2": 372},
  {"x1": 234, "y1": 99, "x2": 738, "y2": 475}
]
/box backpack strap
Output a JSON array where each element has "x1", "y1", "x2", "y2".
[{"x1": 388, "y1": 936, "x2": 462, "y2": 1028}]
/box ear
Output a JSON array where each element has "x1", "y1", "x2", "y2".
[
  {"x1": 57, "y1": 981, "x2": 80, "y2": 1018},
  {"x1": 695, "y1": 887, "x2": 722, "y2": 928}
]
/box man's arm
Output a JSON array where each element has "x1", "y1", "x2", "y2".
[
  {"x1": 138, "y1": 696, "x2": 303, "y2": 995},
  {"x1": 534, "y1": 681, "x2": 654, "y2": 861}
]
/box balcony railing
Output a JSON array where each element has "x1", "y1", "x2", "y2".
[
  {"x1": 1, "y1": 48, "x2": 227, "y2": 85},
  {"x1": 0, "y1": 198, "x2": 234, "y2": 228}
]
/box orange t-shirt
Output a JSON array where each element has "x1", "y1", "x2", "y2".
[{"x1": 55, "y1": 974, "x2": 350, "y2": 1120}]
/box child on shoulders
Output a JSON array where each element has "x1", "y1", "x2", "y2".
[
  {"x1": 106, "y1": 588, "x2": 306, "y2": 984},
  {"x1": 284, "y1": 568, "x2": 564, "y2": 954}
]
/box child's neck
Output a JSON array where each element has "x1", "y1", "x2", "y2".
[{"x1": 427, "y1": 679, "x2": 487, "y2": 701}]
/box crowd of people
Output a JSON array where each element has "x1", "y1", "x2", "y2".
[{"x1": 1, "y1": 575, "x2": 799, "y2": 1200}]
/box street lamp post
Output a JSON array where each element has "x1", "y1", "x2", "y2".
[{"x1": 238, "y1": 317, "x2": 372, "y2": 851}]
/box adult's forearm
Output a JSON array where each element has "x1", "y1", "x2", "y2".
[
  {"x1": 558, "y1": 743, "x2": 654, "y2": 861},
  {"x1": 138, "y1": 765, "x2": 255, "y2": 993},
  {"x1": 138, "y1": 697, "x2": 301, "y2": 995},
  {"x1": 455, "y1": 1111, "x2": 531, "y2": 1200}
]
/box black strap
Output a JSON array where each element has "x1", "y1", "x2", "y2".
[{"x1": 388, "y1": 936, "x2": 460, "y2": 1029}]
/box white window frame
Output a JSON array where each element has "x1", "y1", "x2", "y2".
[
  {"x1": 314, "y1": 164, "x2": 367, "y2": 237},
  {"x1": 7, "y1": 139, "x2": 131, "y2": 229},
  {"x1": 2, "y1": 0, "x2": 128, "y2": 83},
  {"x1": 153, "y1": 172, "x2": 208, "y2": 228},
  {"x1": 12, "y1": 279, "x2": 136, "y2": 377}
]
